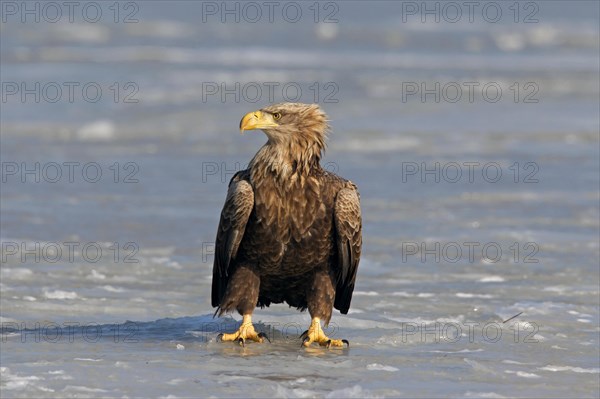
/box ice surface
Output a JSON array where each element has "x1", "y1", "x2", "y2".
[{"x1": 1, "y1": 1, "x2": 599, "y2": 398}]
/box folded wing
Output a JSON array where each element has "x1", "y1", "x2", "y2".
[
  {"x1": 332, "y1": 184, "x2": 362, "y2": 314},
  {"x1": 211, "y1": 174, "x2": 254, "y2": 308}
]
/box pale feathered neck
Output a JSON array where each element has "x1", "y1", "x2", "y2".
[{"x1": 250, "y1": 137, "x2": 324, "y2": 184}]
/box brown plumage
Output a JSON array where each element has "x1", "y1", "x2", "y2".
[{"x1": 211, "y1": 103, "x2": 362, "y2": 347}]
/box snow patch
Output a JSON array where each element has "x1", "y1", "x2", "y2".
[
  {"x1": 44, "y1": 290, "x2": 79, "y2": 300},
  {"x1": 539, "y1": 365, "x2": 600, "y2": 374},
  {"x1": 367, "y1": 363, "x2": 399, "y2": 372},
  {"x1": 77, "y1": 120, "x2": 115, "y2": 141}
]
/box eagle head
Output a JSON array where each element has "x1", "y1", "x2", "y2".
[{"x1": 240, "y1": 102, "x2": 329, "y2": 152}]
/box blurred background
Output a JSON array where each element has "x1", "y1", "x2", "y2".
[{"x1": 1, "y1": 1, "x2": 599, "y2": 397}]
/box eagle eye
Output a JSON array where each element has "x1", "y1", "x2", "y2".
[{"x1": 272, "y1": 112, "x2": 282, "y2": 120}]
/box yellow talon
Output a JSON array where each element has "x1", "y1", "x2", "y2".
[
  {"x1": 301, "y1": 317, "x2": 349, "y2": 348},
  {"x1": 217, "y1": 315, "x2": 267, "y2": 346}
]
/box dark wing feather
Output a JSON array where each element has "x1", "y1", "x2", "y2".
[
  {"x1": 333, "y1": 183, "x2": 362, "y2": 314},
  {"x1": 211, "y1": 173, "x2": 254, "y2": 308}
]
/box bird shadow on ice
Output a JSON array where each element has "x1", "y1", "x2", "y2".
[
  {"x1": 1, "y1": 314, "x2": 317, "y2": 347},
  {"x1": 119, "y1": 314, "x2": 314, "y2": 344}
]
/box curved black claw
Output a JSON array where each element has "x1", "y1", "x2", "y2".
[
  {"x1": 258, "y1": 332, "x2": 271, "y2": 343},
  {"x1": 301, "y1": 335, "x2": 310, "y2": 347},
  {"x1": 216, "y1": 333, "x2": 224, "y2": 342},
  {"x1": 300, "y1": 330, "x2": 309, "y2": 340},
  {"x1": 237, "y1": 337, "x2": 245, "y2": 347},
  {"x1": 342, "y1": 339, "x2": 350, "y2": 348}
]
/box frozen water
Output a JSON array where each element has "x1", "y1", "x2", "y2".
[{"x1": 1, "y1": 1, "x2": 599, "y2": 398}]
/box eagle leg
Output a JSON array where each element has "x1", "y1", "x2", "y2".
[
  {"x1": 217, "y1": 314, "x2": 268, "y2": 345},
  {"x1": 302, "y1": 271, "x2": 348, "y2": 347},
  {"x1": 216, "y1": 266, "x2": 268, "y2": 345},
  {"x1": 301, "y1": 317, "x2": 349, "y2": 348}
]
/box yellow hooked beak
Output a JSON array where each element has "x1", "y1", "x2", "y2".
[{"x1": 239, "y1": 110, "x2": 279, "y2": 133}]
